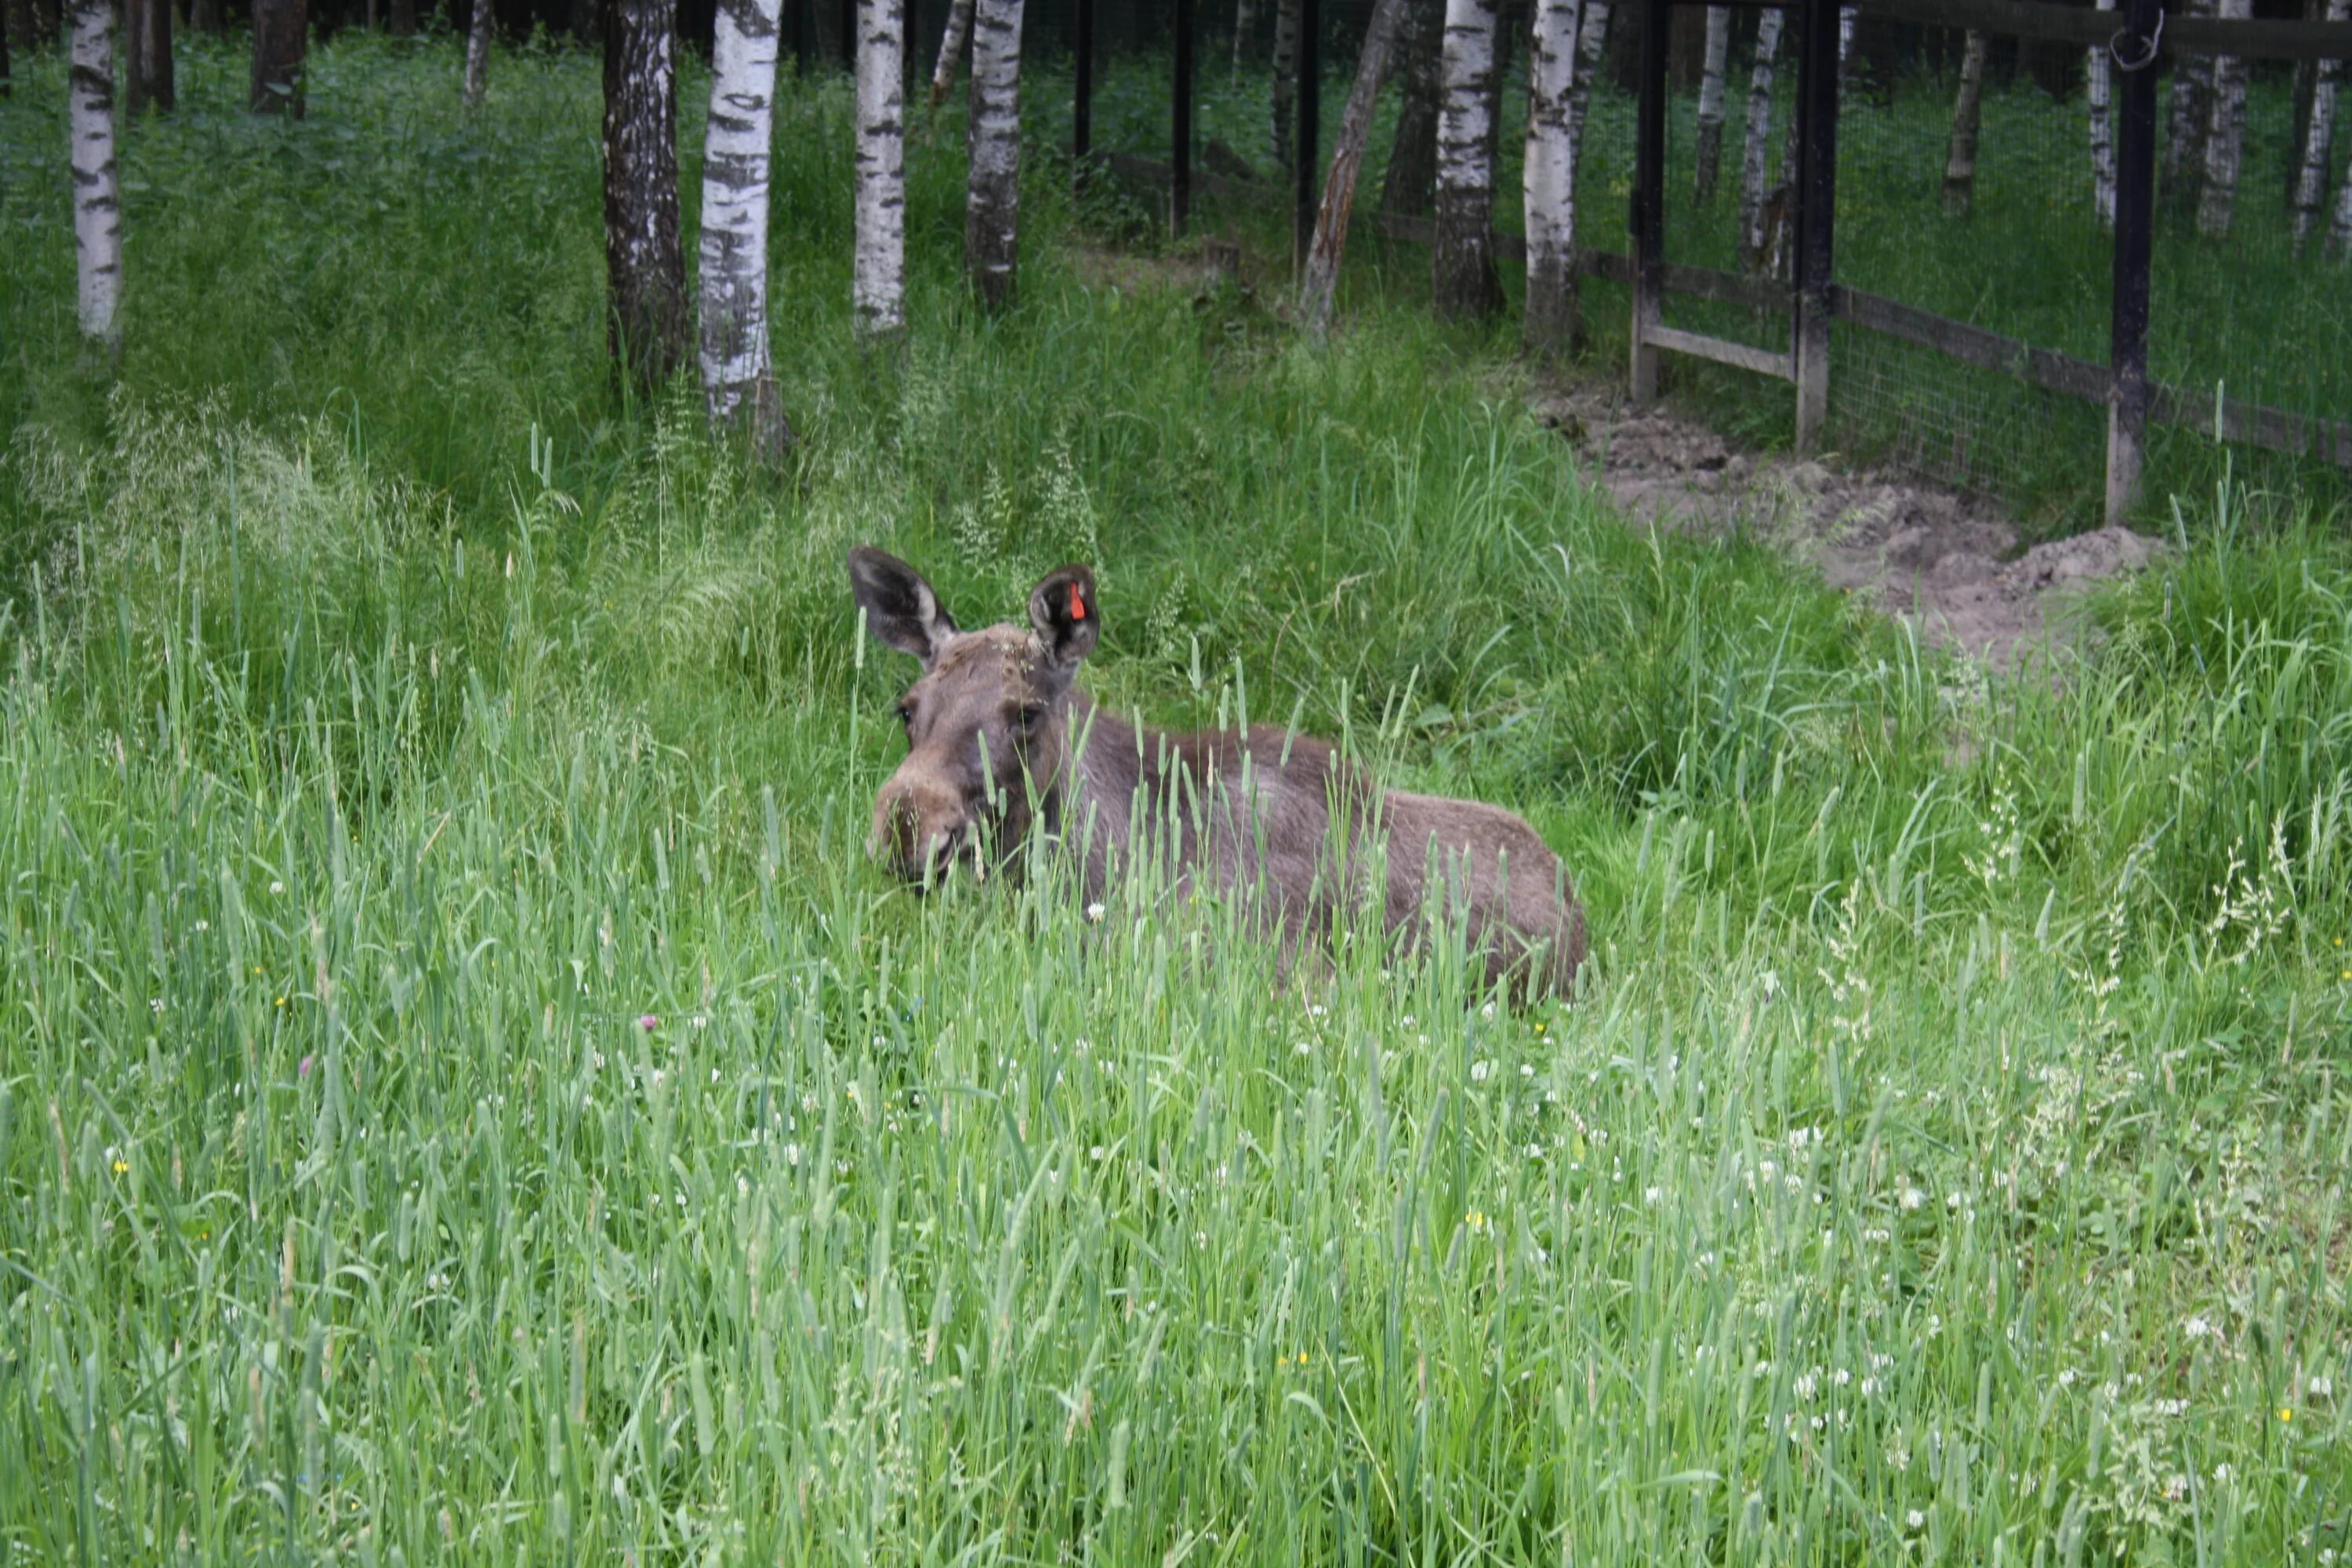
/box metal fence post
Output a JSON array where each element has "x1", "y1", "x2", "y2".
[
  {"x1": 1174, "y1": 0, "x2": 1195, "y2": 236},
  {"x1": 1793, "y1": 0, "x2": 1841, "y2": 450},
  {"x1": 2106, "y1": 0, "x2": 2161, "y2": 524},
  {"x1": 1629, "y1": 0, "x2": 1669, "y2": 402},
  {"x1": 1294, "y1": 0, "x2": 1320, "y2": 274}
]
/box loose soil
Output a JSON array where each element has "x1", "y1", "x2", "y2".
[{"x1": 1528, "y1": 380, "x2": 2163, "y2": 674}]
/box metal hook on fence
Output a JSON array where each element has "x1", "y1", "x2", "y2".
[{"x1": 2110, "y1": 9, "x2": 2163, "y2": 72}]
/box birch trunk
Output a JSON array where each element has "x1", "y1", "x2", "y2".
[
  {"x1": 1838, "y1": 5, "x2": 1853, "y2": 64},
  {"x1": 1523, "y1": 0, "x2": 1581, "y2": 357},
  {"x1": 604, "y1": 0, "x2": 688, "y2": 387},
  {"x1": 1433, "y1": 0, "x2": 1501, "y2": 320},
  {"x1": 1940, "y1": 29, "x2": 1987, "y2": 216},
  {"x1": 1693, "y1": 5, "x2": 1729, "y2": 201},
  {"x1": 1566, "y1": 2, "x2": 1606, "y2": 165},
  {"x1": 853, "y1": 0, "x2": 906, "y2": 338},
  {"x1": 927, "y1": 0, "x2": 968, "y2": 107},
  {"x1": 70, "y1": 0, "x2": 120, "y2": 347},
  {"x1": 249, "y1": 0, "x2": 304, "y2": 114},
  {"x1": 463, "y1": 0, "x2": 492, "y2": 106},
  {"x1": 1736, "y1": 6, "x2": 1781, "y2": 264},
  {"x1": 964, "y1": 0, "x2": 1022, "y2": 311},
  {"x1": 698, "y1": 0, "x2": 789, "y2": 449},
  {"x1": 1232, "y1": 0, "x2": 1253, "y2": 74},
  {"x1": 2292, "y1": 0, "x2": 2348, "y2": 249},
  {"x1": 2161, "y1": 0, "x2": 2214, "y2": 201},
  {"x1": 1301, "y1": 0, "x2": 1406, "y2": 338},
  {"x1": 1379, "y1": 0, "x2": 1442, "y2": 215},
  {"x1": 2087, "y1": 0, "x2": 2116, "y2": 226},
  {"x1": 1270, "y1": 0, "x2": 1300, "y2": 171},
  {"x1": 2195, "y1": 0, "x2": 2249, "y2": 237},
  {"x1": 2332, "y1": 142, "x2": 2352, "y2": 254}
]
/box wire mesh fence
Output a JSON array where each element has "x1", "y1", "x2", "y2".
[{"x1": 939, "y1": 0, "x2": 2347, "y2": 526}]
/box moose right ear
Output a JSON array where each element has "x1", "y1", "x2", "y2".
[{"x1": 848, "y1": 546, "x2": 958, "y2": 667}]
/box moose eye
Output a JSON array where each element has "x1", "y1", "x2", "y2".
[
  {"x1": 1015, "y1": 704, "x2": 1048, "y2": 732},
  {"x1": 895, "y1": 701, "x2": 916, "y2": 729}
]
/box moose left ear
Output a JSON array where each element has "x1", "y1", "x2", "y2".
[{"x1": 1027, "y1": 564, "x2": 1100, "y2": 668}]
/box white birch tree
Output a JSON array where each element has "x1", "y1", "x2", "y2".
[
  {"x1": 604, "y1": 0, "x2": 688, "y2": 387},
  {"x1": 1270, "y1": 0, "x2": 1301, "y2": 170},
  {"x1": 463, "y1": 0, "x2": 492, "y2": 107},
  {"x1": 853, "y1": 0, "x2": 906, "y2": 337},
  {"x1": 2195, "y1": 0, "x2": 2250, "y2": 237},
  {"x1": 2088, "y1": 0, "x2": 2117, "y2": 226},
  {"x1": 2291, "y1": 0, "x2": 2348, "y2": 249},
  {"x1": 698, "y1": 0, "x2": 786, "y2": 447},
  {"x1": 1737, "y1": 7, "x2": 1783, "y2": 264},
  {"x1": 2332, "y1": 149, "x2": 2352, "y2": 255},
  {"x1": 2163, "y1": 0, "x2": 2216, "y2": 199},
  {"x1": 1693, "y1": 5, "x2": 1730, "y2": 201},
  {"x1": 964, "y1": 0, "x2": 1023, "y2": 311},
  {"x1": 1941, "y1": 29, "x2": 1988, "y2": 216},
  {"x1": 1434, "y1": 0, "x2": 1500, "y2": 320},
  {"x1": 928, "y1": 0, "x2": 969, "y2": 108},
  {"x1": 1232, "y1": 0, "x2": 1254, "y2": 74},
  {"x1": 70, "y1": 0, "x2": 121, "y2": 347},
  {"x1": 1523, "y1": 0, "x2": 1581, "y2": 355}
]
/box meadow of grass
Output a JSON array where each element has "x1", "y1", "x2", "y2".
[{"x1": 3, "y1": 31, "x2": 2351, "y2": 1566}]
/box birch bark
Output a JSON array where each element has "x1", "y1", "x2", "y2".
[
  {"x1": 1693, "y1": 5, "x2": 1729, "y2": 201},
  {"x1": 1737, "y1": 6, "x2": 1782, "y2": 263},
  {"x1": 928, "y1": 0, "x2": 969, "y2": 107},
  {"x1": 2088, "y1": 0, "x2": 2117, "y2": 227},
  {"x1": 964, "y1": 0, "x2": 1023, "y2": 311},
  {"x1": 1523, "y1": 0, "x2": 1581, "y2": 357},
  {"x1": 1434, "y1": 0, "x2": 1500, "y2": 320},
  {"x1": 853, "y1": 0, "x2": 906, "y2": 338},
  {"x1": 2194, "y1": 0, "x2": 2250, "y2": 237},
  {"x1": 1379, "y1": 0, "x2": 1443, "y2": 215},
  {"x1": 1941, "y1": 29, "x2": 1987, "y2": 216},
  {"x1": 2162, "y1": 0, "x2": 2215, "y2": 200},
  {"x1": 70, "y1": 0, "x2": 121, "y2": 347},
  {"x1": 463, "y1": 0, "x2": 492, "y2": 107},
  {"x1": 604, "y1": 0, "x2": 688, "y2": 386},
  {"x1": 699, "y1": 0, "x2": 790, "y2": 448},
  {"x1": 2292, "y1": 0, "x2": 2348, "y2": 249}
]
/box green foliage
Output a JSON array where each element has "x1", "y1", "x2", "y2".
[{"x1": 0, "y1": 34, "x2": 2348, "y2": 1568}]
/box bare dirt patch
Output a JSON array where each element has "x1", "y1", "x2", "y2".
[{"x1": 1529, "y1": 380, "x2": 2162, "y2": 673}]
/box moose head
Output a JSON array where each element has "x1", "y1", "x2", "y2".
[{"x1": 848, "y1": 546, "x2": 1098, "y2": 886}]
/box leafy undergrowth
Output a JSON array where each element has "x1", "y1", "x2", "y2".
[{"x1": 2, "y1": 35, "x2": 2348, "y2": 1567}]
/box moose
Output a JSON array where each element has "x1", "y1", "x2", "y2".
[{"x1": 849, "y1": 547, "x2": 1588, "y2": 1000}]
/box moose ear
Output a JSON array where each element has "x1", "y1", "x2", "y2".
[
  {"x1": 848, "y1": 546, "x2": 958, "y2": 667},
  {"x1": 1027, "y1": 564, "x2": 1099, "y2": 668}
]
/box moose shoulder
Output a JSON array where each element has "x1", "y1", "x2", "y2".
[{"x1": 848, "y1": 546, "x2": 1588, "y2": 1000}]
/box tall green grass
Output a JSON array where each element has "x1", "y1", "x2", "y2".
[{"x1": 2, "y1": 34, "x2": 2349, "y2": 1566}]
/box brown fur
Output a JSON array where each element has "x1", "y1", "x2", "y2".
[{"x1": 850, "y1": 547, "x2": 1588, "y2": 999}]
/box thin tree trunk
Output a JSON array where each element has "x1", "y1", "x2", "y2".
[
  {"x1": 853, "y1": 0, "x2": 905, "y2": 338},
  {"x1": 1940, "y1": 29, "x2": 1987, "y2": 216},
  {"x1": 1270, "y1": 0, "x2": 1299, "y2": 171},
  {"x1": 1434, "y1": 0, "x2": 1500, "y2": 320},
  {"x1": 701, "y1": 0, "x2": 789, "y2": 448},
  {"x1": 2332, "y1": 136, "x2": 2352, "y2": 254},
  {"x1": 964, "y1": 0, "x2": 1022, "y2": 310},
  {"x1": 71, "y1": 0, "x2": 121, "y2": 347},
  {"x1": 1522, "y1": 0, "x2": 1581, "y2": 357},
  {"x1": 1838, "y1": 4, "x2": 1853, "y2": 64},
  {"x1": 1231, "y1": 0, "x2": 1252, "y2": 74},
  {"x1": 250, "y1": 0, "x2": 304, "y2": 114},
  {"x1": 569, "y1": 0, "x2": 595, "y2": 44},
  {"x1": 1301, "y1": 0, "x2": 1405, "y2": 337},
  {"x1": 188, "y1": 0, "x2": 220, "y2": 33},
  {"x1": 6, "y1": 0, "x2": 35, "y2": 55},
  {"x1": 1736, "y1": 5, "x2": 1781, "y2": 263},
  {"x1": 126, "y1": 0, "x2": 173, "y2": 112},
  {"x1": 2195, "y1": 0, "x2": 2249, "y2": 237},
  {"x1": 2162, "y1": 0, "x2": 2214, "y2": 201},
  {"x1": 33, "y1": 0, "x2": 57, "y2": 45},
  {"x1": 463, "y1": 0, "x2": 492, "y2": 106},
  {"x1": 604, "y1": 0, "x2": 688, "y2": 386},
  {"x1": 2292, "y1": 0, "x2": 2347, "y2": 249},
  {"x1": 927, "y1": 0, "x2": 967, "y2": 106},
  {"x1": 1482, "y1": 0, "x2": 1519, "y2": 197},
  {"x1": 2087, "y1": 0, "x2": 2116, "y2": 226},
  {"x1": 1693, "y1": 5, "x2": 1728, "y2": 201},
  {"x1": 1566, "y1": 3, "x2": 1606, "y2": 169},
  {"x1": 387, "y1": 0, "x2": 412, "y2": 32},
  {"x1": 1379, "y1": 0, "x2": 1441, "y2": 215}
]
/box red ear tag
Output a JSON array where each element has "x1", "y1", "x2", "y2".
[{"x1": 1068, "y1": 583, "x2": 1087, "y2": 621}]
